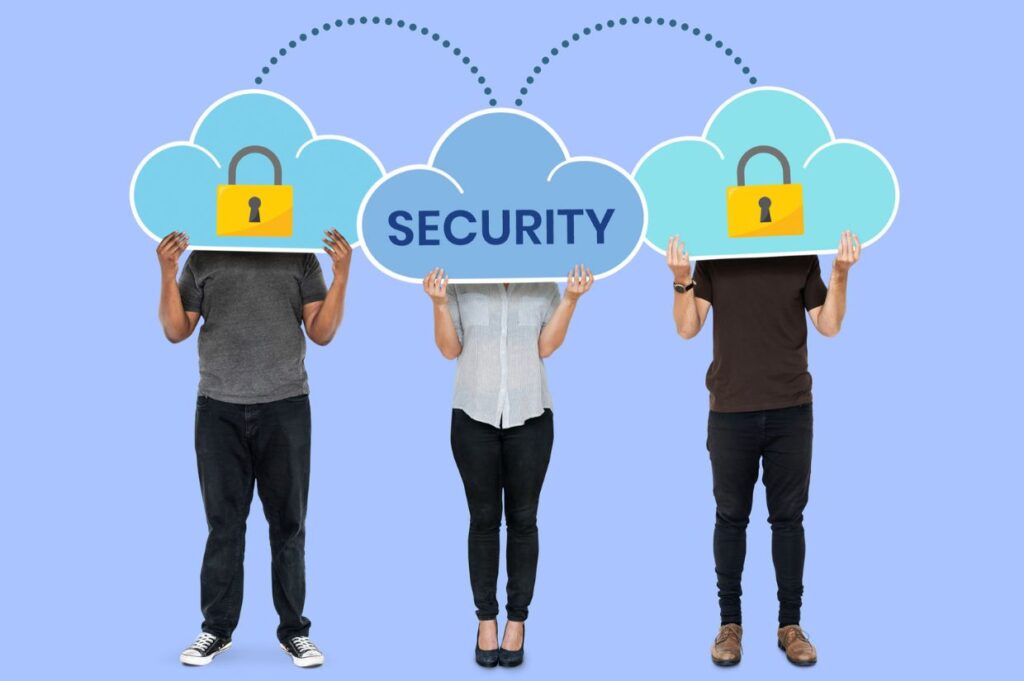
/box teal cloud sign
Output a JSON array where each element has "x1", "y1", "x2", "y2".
[
  {"x1": 634, "y1": 87, "x2": 899, "y2": 258},
  {"x1": 130, "y1": 90, "x2": 384, "y2": 251},
  {"x1": 358, "y1": 109, "x2": 647, "y2": 283}
]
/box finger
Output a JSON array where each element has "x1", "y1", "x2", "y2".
[
  {"x1": 852, "y1": 234, "x2": 861, "y2": 259},
  {"x1": 440, "y1": 274, "x2": 448, "y2": 296},
  {"x1": 584, "y1": 267, "x2": 594, "y2": 291},
  {"x1": 158, "y1": 231, "x2": 179, "y2": 250}
]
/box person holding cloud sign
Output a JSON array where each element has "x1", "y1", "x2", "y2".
[
  {"x1": 667, "y1": 232, "x2": 860, "y2": 667},
  {"x1": 423, "y1": 266, "x2": 593, "y2": 668},
  {"x1": 156, "y1": 228, "x2": 352, "y2": 669}
]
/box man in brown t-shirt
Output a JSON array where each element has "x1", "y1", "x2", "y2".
[{"x1": 666, "y1": 232, "x2": 861, "y2": 667}]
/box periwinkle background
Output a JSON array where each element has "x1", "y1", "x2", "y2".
[{"x1": 2, "y1": 2, "x2": 1018, "y2": 680}]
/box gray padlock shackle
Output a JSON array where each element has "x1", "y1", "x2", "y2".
[
  {"x1": 227, "y1": 145, "x2": 283, "y2": 186},
  {"x1": 736, "y1": 145, "x2": 791, "y2": 186}
]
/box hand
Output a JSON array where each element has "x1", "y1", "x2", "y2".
[
  {"x1": 323, "y1": 229, "x2": 353, "y2": 281},
  {"x1": 832, "y1": 230, "x2": 861, "y2": 278},
  {"x1": 156, "y1": 231, "x2": 188, "y2": 276},
  {"x1": 423, "y1": 268, "x2": 449, "y2": 305},
  {"x1": 666, "y1": 235, "x2": 692, "y2": 284},
  {"x1": 564, "y1": 264, "x2": 594, "y2": 302}
]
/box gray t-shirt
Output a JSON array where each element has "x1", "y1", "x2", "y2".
[{"x1": 178, "y1": 252, "x2": 328, "y2": 404}]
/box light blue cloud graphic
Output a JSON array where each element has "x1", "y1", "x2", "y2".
[
  {"x1": 358, "y1": 109, "x2": 647, "y2": 282},
  {"x1": 634, "y1": 87, "x2": 899, "y2": 258},
  {"x1": 131, "y1": 90, "x2": 384, "y2": 251}
]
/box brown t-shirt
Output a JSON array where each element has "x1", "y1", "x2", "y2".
[{"x1": 694, "y1": 256, "x2": 828, "y2": 412}]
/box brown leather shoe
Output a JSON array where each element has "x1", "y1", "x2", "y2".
[
  {"x1": 711, "y1": 624, "x2": 742, "y2": 666},
  {"x1": 778, "y1": 625, "x2": 817, "y2": 666}
]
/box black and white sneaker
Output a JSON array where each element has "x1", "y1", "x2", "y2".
[
  {"x1": 280, "y1": 636, "x2": 325, "y2": 668},
  {"x1": 179, "y1": 632, "x2": 231, "y2": 666}
]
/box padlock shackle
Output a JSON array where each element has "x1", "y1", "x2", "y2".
[
  {"x1": 736, "y1": 145, "x2": 791, "y2": 186},
  {"x1": 227, "y1": 145, "x2": 283, "y2": 186}
]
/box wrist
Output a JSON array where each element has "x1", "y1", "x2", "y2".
[
  {"x1": 161, "y1": 268, "x2": 178, "y2": 282},
  {"x1": 674, "y1": 276, "x2": 692, "y2": 286}
]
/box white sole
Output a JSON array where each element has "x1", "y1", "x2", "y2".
[
  {"x1": 180, "y1": 641, "x2": 231, "y2": 666},
  {"x1": 280, "y1": 643, "x2": 324, "y2": 668}
]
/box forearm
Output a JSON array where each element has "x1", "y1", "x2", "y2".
[
  {"x1": 434, "y1": 302, "x2": 462, "y2": 359},
  {"x1": 673, "y1": 290, "x2": 701, "y2": 339},
  {"x1": 158, "y1": 271, "x2": 191, "y2": 342},
  {"x1": 817, "y1": 270, "x2": 848, "y2": 337},
  {"x1": 307, "y1": 278, "x2": 347, "y2": 345},
  {"x1": 538, "y1": 296, "x2": 577, "y2": 358}
]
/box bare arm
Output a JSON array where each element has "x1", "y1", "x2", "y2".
[
  {"x1": 666, "y1": 236, "x2": 710, "y2": 339},
  {"x1": 424, "y1": 268, "x2": 462, "y2": 359},
  {"x1": 809, "y1": 230, "x2": 860, "y2": 337},
  {"x1": 539, "y1": 264, "x2": 593, "y2": 358},
  {"x1": 304, "y1": 229, "x2": 352, "y2": 346},
  {"x1": 156, "y1": 231, "x2": 200, "y2": 343}
]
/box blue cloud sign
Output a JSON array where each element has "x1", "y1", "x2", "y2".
[
  {"x1": 358, "y1": 109, "x2": 647, "y2": 282},
  {"x1": 131, "y1": 89, "x2": 384, "y2": 251},
  {"x1": 634, "y1": 87, "x2": 899, "y2": 259}
]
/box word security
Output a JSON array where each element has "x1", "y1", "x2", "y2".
[{"x1": 387, "y1": 208, "x2": 616, "y2": 246}]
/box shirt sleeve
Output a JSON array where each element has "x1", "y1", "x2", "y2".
[
  {"x1": 447, "y1": 284, "x2": 464, "y2": 344},
  {"x1": 803, "y1": 257, "x2": 828, "y2": 310},
  {"x1": 694, "y1": 261, "x2": 713, "y2": 304},
  {"x1": 301, "y1": 254, "x2": 329, "y2": 305},
  {"x1": 542, "y1": 283, "x2": 561, "y2": 326},
  {"x1": 177, "y1": 255, "x2": 202, "y2": 313}
]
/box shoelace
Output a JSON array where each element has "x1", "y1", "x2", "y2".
[
  {"x1": 190, "y1": 632, "x2": 217, "y2": 652},
  {"x1": 716, "y1": 626, "x2": 740, "y2": 644},
  {"x1": 782, "y1": 628, "x2": 810, "y2": 645},
  {"x1": 291, "y1": 636, "x2": 320, "y2": 656}
]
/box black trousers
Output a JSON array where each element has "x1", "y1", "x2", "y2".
[
  {"x1": 707, "y1": 403, "x2": 813, "y2": 627},
  {"x1": 194, "y1": 394, "x2": 312, "y2": 642},
  {"x1": 451, "y1": 409, "x2": 554, "y2": 622}
]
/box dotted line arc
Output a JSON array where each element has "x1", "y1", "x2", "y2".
[
  {"x1": 517, "y1": 15, "x2": 757, "y2": 106},
  {"x1": 256, "y1": 16, "x2": 496, "y2": 106}
]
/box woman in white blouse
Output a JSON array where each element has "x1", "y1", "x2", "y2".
[{"x1": 423, "y1": 265, "x2": 593, "y2": 668}]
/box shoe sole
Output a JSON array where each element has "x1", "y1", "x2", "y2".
[
  {"x1": 476, "y1": 659, "x2": 499, "y2": 668},
  {"x1": 180, "y1": 641, "x2": 231, "y2": 666},
  {"x1": 778, "y1": 641, "x2": 816, "y2": 666},
  {"x1": 711, "y1": 656, "x2": 741, "y2": 667},
  {"x1": 498, "y1": 659, "x2": 523, "y2": 668},
  {"x1": 280, "y1": 643, "x2": 324, "y2": 668}
]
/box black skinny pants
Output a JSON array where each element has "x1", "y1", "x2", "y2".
[
  {"x1": 707, "y1": 403, "x2": 813, "y2": 627},
  {"x1": 451, "y1": 409, "x2": 553, "y2": 622},
  {"x1": 194, "y1": 394, "x2": 312, "y2": 642}
]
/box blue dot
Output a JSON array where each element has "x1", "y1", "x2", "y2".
[
  {"x1": 385, "y1": 18, "x2": 393, "y2": 25},
  {"x1": 396, "y1": 19, "x2": 404, "y2": 27},
  {"x1": 572, "y1": 33, "x2": 580, "y2": 40},
  {"x1": 725, "y1": 48, "x2": 733, "y2": 55},
  {"x1": 270, "y1": 57, "x2": 277, "y2": 64},
  {"x1": 561, "y1": 40, "x2": 569, "y2": 47},
  {"x1": 734, "y1": 57, "x2": 742, "y2": 64},
  {"x1": 479, "y1": 76, "x2": 486, "y2": 84},
  {"x1": 279, "y1": 48, "x2": 286, "y2": 56},
  {"x1": 359, "y1": 16, "x2": 367, "y2": 24},
  {"x1": 462, "y1": 56, "x2": 470, "y2": 64},
  {"x1": 542, "y1": 56, "x2": 550, "y2": 63},
  {"x1": 453, "y1": 47, "x2": 461, "y2": 55},
  {"x1": 669, "y1": 19, "x2": 677, "y2": 27},
  {"x1": 692, "y1": 28, "x2": 700, "y2": 36},
  {"x1": 347, "y1": 18, "x2": 355, "y2": 25},
  {"x1": 289, "y1": 40, "x2": 296, "y2": 47},
  {"x1": 485, "y1": 87, "x2": 493, "y2": 94},
  {"x1": 299, "y1": 33, "x2": 307, "y2": 41},
  {"x1": 433, "y1": 33, "x2": 440, "y2": 41},
  {"x1": 409, "y1": 23, "x2": 417, "y2": 30},
  {"x1": 583, "y1": 27, "x2": 591, "y2": 34},
  {"x1": 311, "y1": 28, "x2": 319, "y2": 36},
  {"x1": 551, "y1": 48, "x2": 558, "y2": 56},
  {"x1": 442, "y1": 39, "x2": 450, "y2": 47},
  {"x1": 520, "y1": 87, "x2": 528, "y2": 95},
  {"x1": 335, "y1": 19, "x2": 343, "y2": 27},
  {"x1": 372, "y1": 16, "x2": 380, "y2": 24},
  {"x1": 515, "y1": 98, "x2": 523, "y2": 106},
  {"x1": 261, "y1": 66, "x2": 269, "y2": 74},
  {"x1": 255, "y1": 76, "x2": 262, "y2": 84},
  {"x1": 595, "y1": 24, "x2": 603, "y2": 31},
  {"x1": 705, "y1": 33, "x2": 713, "y2": 41},
  {"x1": 657, "y1": 17, "x2": 665, "y2": 25},
  {"x1": 716, "y1": 40, "x2": 723, "y2": 48},
  {"x1": 742, "y1": 66, "x2": 750, "y2": 74},
  {"x1": 619, "y1": 17, "x2": 628, "y2": 25},
  {"x1": 681, "y1": 23, "x2": 689, "y2": 31},
  {"x1": 490, "y1": 99, "x2": 498, "y2": 106},
  {"x1": 749, "y1": 77, "x2": 757, "y2": 84},
  {"x1": 533, "y1": 66, "x2": 541, "y2": 73},
  {"x1": 323, "y1": 23, "x2": 330, "y2": 30},
  {"x1": 470, "y1": 66, "x2": 478, "y2": 73},
  {"x1": 421, "y1": 28, "x2": 429, "y2": 35},
  {"x1": 632, "y1": 16, "x2": 639, "y2": 24},
  {"x1": 645, "y1": 16, "x2": 653, "y2": 24},
  {"x1": 607, "y1": 20, "x2": 615, "y2": 27}
]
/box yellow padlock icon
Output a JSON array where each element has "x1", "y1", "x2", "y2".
[
  {"x1": 725, "y1": 145, "x2": 804, "y2": 238},
  {"x1": 216, "y1": 145, "x2": 293, "y2": 237}
]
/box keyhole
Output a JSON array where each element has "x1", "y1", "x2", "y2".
[
  {"x1": 758, "y1": 196, "x2": 772, "y2": 223},
  {"x1": 248, "y1": 196, "x2": 262, "y2": 223}
]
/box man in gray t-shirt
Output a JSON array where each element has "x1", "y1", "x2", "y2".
[{"x1": 156, "y1": 229, "x2": 351, "y2": 669}]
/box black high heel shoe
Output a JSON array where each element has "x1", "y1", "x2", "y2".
[
  {"x1": 475, "y1": 621, "x2": 499, "y2": 668},
  {"x1": 498, "y1": 623, "x2": 525, "y2": 668}
]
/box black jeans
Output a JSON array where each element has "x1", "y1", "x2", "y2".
[
  {"x1": 194, "y1": 394, "x2": 312, "y2": 642},
  {"x1": 451, "y1": 409, "x2": 554, "y2": 622},
  {"x1": 707, "y1": 403, "x2": 813, "y2": 627}
]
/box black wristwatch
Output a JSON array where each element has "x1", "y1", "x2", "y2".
[{"x1": 673, "y1": 280, "x2": 696, "y2": 294}]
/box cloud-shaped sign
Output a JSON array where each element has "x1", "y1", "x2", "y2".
[
  {"x1": 131, "y1": 89, "x2": 384, "y2": 251},
  {"x1": 358, "y1": 109, "x2": 646, "y2": 282},
  {"x1": 634, "y1": 87, "x2": 899, "y2": 258}
]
